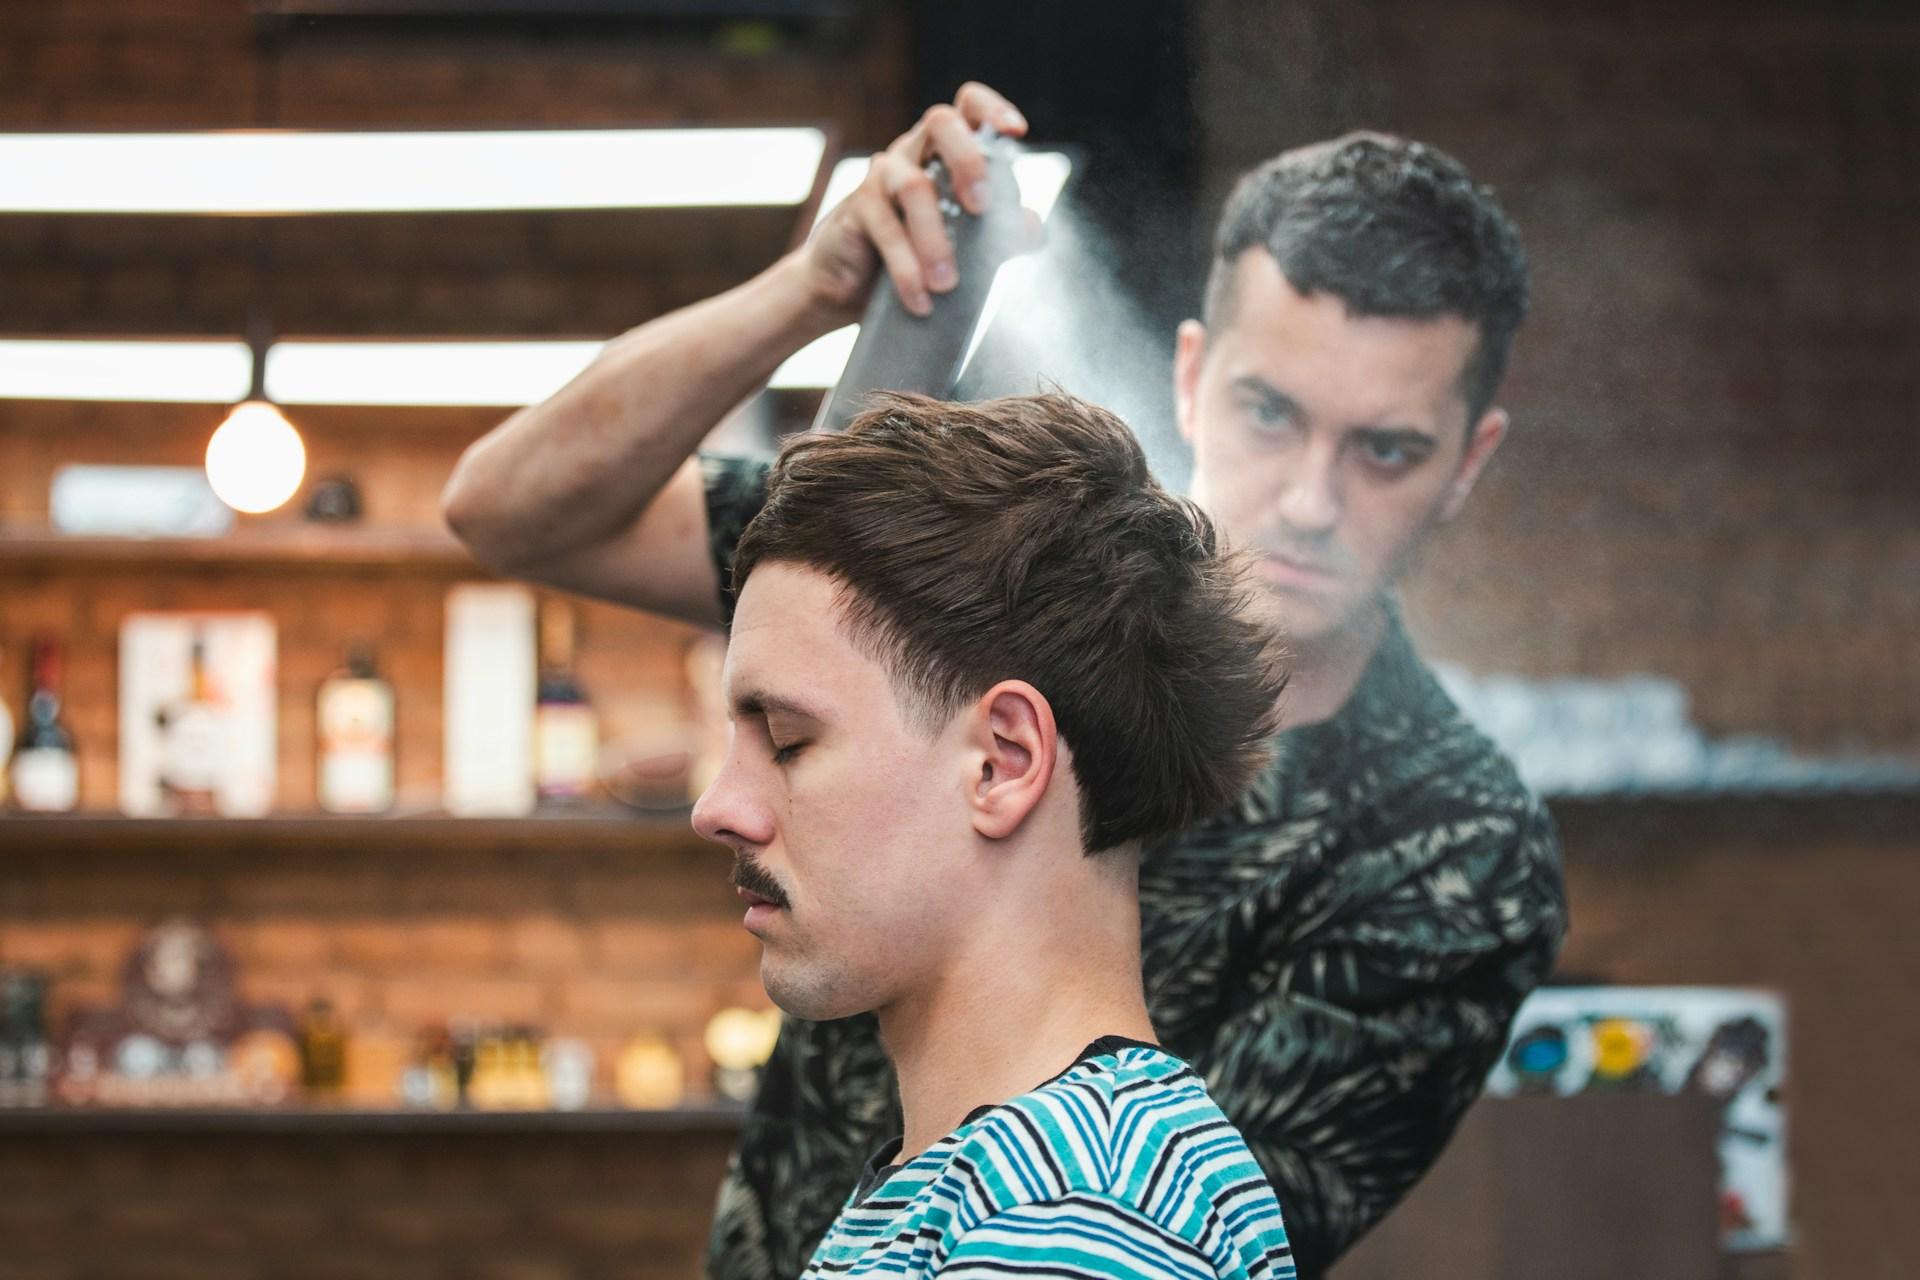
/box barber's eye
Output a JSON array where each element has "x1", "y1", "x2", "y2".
[
  {"x1": 1360, "y1": 437, "x2": 1422, "y2": 469},
  {"x1": 1248, "y1": 401, "x2": 1292, "y2": 431}
]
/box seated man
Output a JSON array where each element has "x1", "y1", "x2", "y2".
[{"x1": 691, "y1": 391, "x2": 1295, "y2": 1279}]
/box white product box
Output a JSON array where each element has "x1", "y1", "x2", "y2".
[
  {"x1": 119, "y1": 612, "x2": 277, "y2": 817},
  {"x1": 443, "y1": 584, "x2": 536, "y2": 816}
]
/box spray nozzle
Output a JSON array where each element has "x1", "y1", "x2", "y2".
[{"x1": 811, "y1": 122, "x2": 1034, "y2": 433}]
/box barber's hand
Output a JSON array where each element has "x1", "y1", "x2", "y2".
[{"x1": 805, "y1": 81, "x2": 1029, "y2": 321}]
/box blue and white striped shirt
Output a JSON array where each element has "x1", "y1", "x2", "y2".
[{"x1": 801, "y1": 1038, "x2": 1296, "y2": 1279}]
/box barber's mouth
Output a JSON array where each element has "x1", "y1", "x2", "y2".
[{"x1": 1262, "y1": 552, "x2": 1339, "y2": 590}]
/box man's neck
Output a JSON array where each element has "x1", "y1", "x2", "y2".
[
  {"x1": 1278, "y1": 596, "x2": 1390, "y2": 727},
  {"x1": 875, "y1": 883, "x2": 1155, "y2": 1162}
]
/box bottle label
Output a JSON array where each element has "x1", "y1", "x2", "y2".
[
  {"x1": 320, "y1": 751, "x2": 394, "y2": 814},
  {"x1": 13, "y1": 748, "x2": 79, "y2": 812},
  {"x1": 535, "y1": 705, "x2": 598, "y2": 797},
  {"x1": 318, "y1": 679, "x2": 395, "y2": 813}
]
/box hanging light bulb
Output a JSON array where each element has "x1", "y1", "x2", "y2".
[
  {"x1": 205, "y1": 398, "x2": 306, "y2": 514},
  {"x1": 206, "y1": 310, "x2": 305, "y2": 516}
]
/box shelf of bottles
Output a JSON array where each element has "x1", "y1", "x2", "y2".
[
  {"x1": 0, "y1": 925, "x2": 782, "y2": 1127},
  {"x1": 0, "y1": 581, "x2": 715, "y2": 826}
]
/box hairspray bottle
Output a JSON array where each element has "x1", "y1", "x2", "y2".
[{"x1": 811, "y1": 128, "x2": 1031, "y2": 433}]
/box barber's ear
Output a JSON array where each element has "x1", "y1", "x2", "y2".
[
  {"x1": 1440, "y1": 406, "x2": 1508, "y2": 523},
  {"x1": 1173, "y1": 319, "x2": 1208, "y2": 446},
  {"x1": 966, "y1": 681, "x2": 1057, "y2": 842}
]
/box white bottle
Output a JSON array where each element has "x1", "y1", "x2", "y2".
[{"x1": 317, "y1": 645, "x2": 395, "y2": 814}]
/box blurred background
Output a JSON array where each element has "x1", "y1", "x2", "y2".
[{"x1": 0, "y1": 2, "x2": 1914, "y2": 1278}]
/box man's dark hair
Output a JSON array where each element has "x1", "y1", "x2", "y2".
[
  {"x1": 732, "y1": 392, "x2": 1286, "y2": 854},
  {"x1": 1204, "y1": 132, "x2": 1529, "y2": 422}
]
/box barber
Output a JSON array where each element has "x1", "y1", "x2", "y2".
[{"x1": 444, "y1": 83, "x2": 1566, "y2": 1280}]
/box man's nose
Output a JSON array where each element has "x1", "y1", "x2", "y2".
[
  {"x1": 1274, "y1": 441, "x2": 1341, "y2": 534},
  {"x1": 691, "y1": 750, "x2": 768, "y2": 853},
  {"x1": 690, "y1": 773, "x2": 735, "y2": 848}
]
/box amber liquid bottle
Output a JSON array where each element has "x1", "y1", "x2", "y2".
[{"x1": 534, "y1": 601, "x2": 598, "y2": 804}]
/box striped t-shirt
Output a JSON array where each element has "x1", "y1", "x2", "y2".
[{"x1": 800, "y1": 1037, "x2": 1296, "y2": 1279}]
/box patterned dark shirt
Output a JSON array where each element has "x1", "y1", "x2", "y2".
[{"x1": 697, "y1": 453, "x2": 1567, "y2": 1280}]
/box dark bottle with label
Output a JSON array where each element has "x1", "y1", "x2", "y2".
[
  {"x1": 12, "y1": 636, "x2": 79, "y2": 813},
  {"x1": 534, "y1": 600, "x2": 598, "y2": 804}
]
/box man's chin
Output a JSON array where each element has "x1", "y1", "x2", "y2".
[{"x1": 761, "y1": 959, "x2": 867, "y2": 1024}]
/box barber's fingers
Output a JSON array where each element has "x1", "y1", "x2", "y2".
[
  {"x1": 953, "y1": 81, "x2": 1029, "y2": 138},
  {"x1": 881, "y1": 153, "x2": 959, "y2": 295},
  {"x1": 886, "y1": 85, "x2": 1030, "y2": 215},
  {"x1": 851, "y1": 156, "x2": 938, "y2": 316},
  {"x1": 908, "y1": 102, "x2": 991, "y2": 215}
]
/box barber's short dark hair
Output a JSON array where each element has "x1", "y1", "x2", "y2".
[
  {"x1": 1205, "y1": 133, "x2": 1529, "y2": 421},
  {"x1": 732, "y1": 392, "x2": 1286, "y2": 854}
]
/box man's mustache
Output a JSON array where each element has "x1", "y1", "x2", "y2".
[{"x1": 731, "y1": 854, "x2": 792, "y2": 910}]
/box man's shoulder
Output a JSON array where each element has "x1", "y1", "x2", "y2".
[
  {"x1": 1346, "y1": 628, "x2": 1539, "y2": 812},
  {"x1": 961, "y1": 1045, "x2": 1277, "y2": 1227}
]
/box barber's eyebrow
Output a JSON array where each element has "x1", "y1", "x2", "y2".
[
  {"x1": 1354, "y1": 424, "x2": 1440, "y2": 447},
  {"x1": 1229, "y1": 375, "x2": 1307, "y2": 421},
  {"x1": 1233, "y1": 374, "x2": 1439, "y2": 442},
  {"x1": 732, "y1": 689, "x2": 828, "y2": 724}
]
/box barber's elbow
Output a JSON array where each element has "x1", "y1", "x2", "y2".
[{"x1": 440, "y1": 460, "x2": 515, "y2": 571}]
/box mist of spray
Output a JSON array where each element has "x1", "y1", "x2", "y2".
[{"x1": 954, "y1": 200, "x2": 1194, "y2": 493}]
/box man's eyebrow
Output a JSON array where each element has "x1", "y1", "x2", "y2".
[{"x1": 732, "y1": 689, "x2": 828, "y2": 723}]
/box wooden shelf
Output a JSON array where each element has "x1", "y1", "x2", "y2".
[
  {"x1": 0, "y1": 808, "x2": 706, "y2": 854},
  {"x1": 0, "y1": 1102, "x2": 747, "y2": 1136},
  {"x1": 1547, "y1": 788, "x2": 1920, "y2": 847},
  {"x1": 0, "y1": 526, "x2": 476, "y2": 569}
]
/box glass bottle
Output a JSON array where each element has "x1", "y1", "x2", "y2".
[
  {"x1": 534, "y1": 600, "x2": 598, "y2": 804},
  {"x1": 12, "y1": 635, "x2": 79, "y2": 813},
  {"x1": 156, "y1": 632, "x2": 223, "y2": 816},
  {"x1": 317, "y1": 643, "x2": 395, "y2": 814}
]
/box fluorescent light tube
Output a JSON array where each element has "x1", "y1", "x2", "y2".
[
  {"x1": 0, "y1": 340, "x2": 253, "y2": 402},
  {"x1": 0, "y1": 128, "x2": 827, "y2": 214},
  {"x1": 266, "y1": 341, "x2": 606, "y2": 406},
  {"x1": 769, "y1": 326, "x2": 859, "y2": 391},
  {"x1": 269, "y1": 331, "x2": 865, "y2": 402}
]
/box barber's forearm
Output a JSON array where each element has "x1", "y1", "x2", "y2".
[{"x1": 442, "y1": 249, "x2": 836, "y2": 573}]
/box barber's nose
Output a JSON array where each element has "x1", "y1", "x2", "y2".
[{"x1": 1275, "y1": 442, "x2": 1341, "y2": 534}]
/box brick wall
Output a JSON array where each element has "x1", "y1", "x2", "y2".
[
  {"x1": 1193, "y1": 0, "x2": 1920, "y2": 754},
  {"x1": 0, "y1": 1125, "x2": 738, "y2": 1280}
]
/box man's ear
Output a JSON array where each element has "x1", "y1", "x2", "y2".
[
  {"x1": 1173, "y1": 319, "x2": 1208, "y2": 447},
  {"x1": 1439, "y1": 406, "x2": 1508, "y2": 523},
  {"x1": 966, "y1": 680, "x2": 1057, "y2": 842}
]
